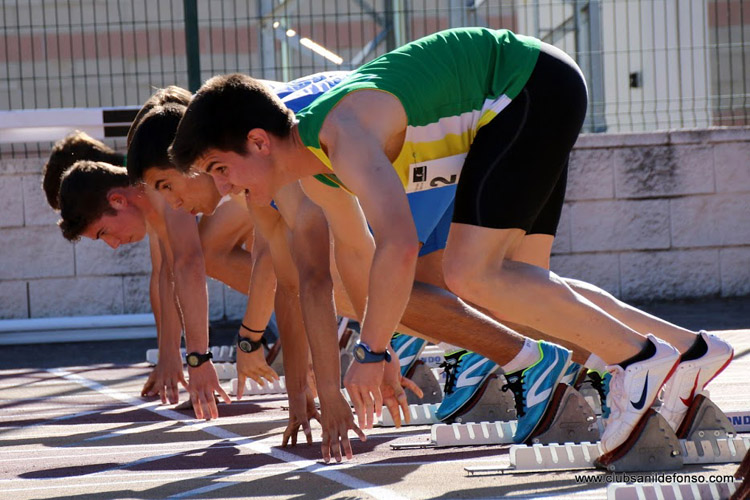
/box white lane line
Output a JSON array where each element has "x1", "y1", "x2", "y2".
[
  {"x1": 167, "y1": 481, "x2": 242, "y2": 499},
  {"x1": 47, "y1": 368, "x2": 407, "y2": 500}
]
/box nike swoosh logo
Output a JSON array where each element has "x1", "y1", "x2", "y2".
[
  {"x1": 630, "y1": 371, "x2": 649, "y2": 410},
  {"x1": 456, "y1": 357, "x2": 492, "y2": 388},
  {"x1": 680, "y1": 369, "x2": 701, "y2": 407},
  {"x1": 526, "y1": 350, "x2": 560, "y2": 407}
]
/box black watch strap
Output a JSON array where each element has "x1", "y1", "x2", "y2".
[
  {"x1": 237, "y1": 333, "x2": 263, "y2": 353},
  {"x1": 186, "y1": 351, "x2": 213, "y2": 368}
]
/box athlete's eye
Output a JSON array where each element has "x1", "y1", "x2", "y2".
[{"x1": 215, "y1": 166, "x2": 227, "y2": 174}]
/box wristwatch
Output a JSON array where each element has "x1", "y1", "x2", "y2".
[
  {"x1": 237, "y1": 333, "x2": 263, "y2": 354},
  {"x1": 186, "y1": 351, "x2": 213, "y2": 368},
  {"x1": 352, "y1": 341, "x2": 391, "y2": 364}
]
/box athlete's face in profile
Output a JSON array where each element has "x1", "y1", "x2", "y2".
[
  {"x1": 80, "y1": 191, "x2": 147, "y2": 249},
  {"x1": 143, "y1": 167, "x2": 223, "y2": 216},
  {"x1": 194, "y1": 130, "x2": 275, "y2": 207}
]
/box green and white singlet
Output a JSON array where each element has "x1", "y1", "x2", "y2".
[{"x1": 296, "y1": 27, "x2": 540, "y2": 193}]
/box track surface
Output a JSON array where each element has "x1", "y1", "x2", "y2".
[{"x1": 1, "y1": 329, "x2": 748, "y2": 500}]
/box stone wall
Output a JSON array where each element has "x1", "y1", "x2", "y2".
[{"x1": 1, "y1": 127, "x2": 748, "y2": 320}]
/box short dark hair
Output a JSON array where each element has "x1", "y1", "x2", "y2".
[
  {"x1": 126, "y1": 85, "x2": 192, "y2": 146},
  {"x1": 127, "y1": 103, "x2": 185, "y2": 183},
  {"x1": 43, "y1": 131, "x2": 125, "y2": 210},
  {"x1": 58, "y1": 160, "x2": 130, "y2": 241},
  {"x1": 169, "y1": 73, "x2": 295, "y2": 170}
]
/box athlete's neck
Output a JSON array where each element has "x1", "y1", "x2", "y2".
[{"x1": 274, "y1": 124, "x2": 333, "y2": 184}]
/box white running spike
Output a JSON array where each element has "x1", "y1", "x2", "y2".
[
  {"x1": 231, "y1": 376, "x2": 287, "y2": 396},
  {"x1": 379, "y1": 403, "x2": 439, "y2": 426},
  {"x1": 606, "y1": 481, "x2": 741, "y2": 500}
]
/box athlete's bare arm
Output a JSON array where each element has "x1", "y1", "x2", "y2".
[
  {"x1": 247, "y1": 202, "x2": 327, "y2": 450},
  {"x1": 150, "y1": 191, "x2": 231, "y2": 419},
  {"x1": 141, "y1": 227, "x2": 187, "y2": 404},
  {"x1": 272, "y1": 182, "x2": 366, "y2": 461},
  {"x1": 318, "y1": 90, "x2": 419, "y2": 426}
]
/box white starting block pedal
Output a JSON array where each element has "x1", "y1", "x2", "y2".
[
  {"x1": 526, "y1": 384, "x2": 601, "y2": 445},
  {"x1": 466, "y1": 396, "x2": 750, "y2": 475},
  {"x1": 404, "y1": 361, "x2": 442, "y2": 405},
  {"x1": 379, "y1": 403, "x2": 439, "y2": 427},
  {"x1": 607, "y1": 481, "x2": 743, "y2": 500},
  {"x1": 391, "y1": 420, "x2": 518, "y2": 449},
  {"x1": 146, "y1": 345, "x2": 236, "y2": 365},
  {"x1": 230, "y1": 376, "x2": 287, "y2": 396},
  {"x1": 213, "y1": 363, "x2": 237, "y2": 380}
]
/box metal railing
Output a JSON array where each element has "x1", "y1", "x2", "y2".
[{"x1": 1, "y1": 0, "x2": 748, "y2": 156}]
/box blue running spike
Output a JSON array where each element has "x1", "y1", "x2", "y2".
[
  {"x1": 503, "y1": 341, "x2": 571, "y2": 443},
  {"x1": 390, "y1": 333, "x2": 428, "y2": 377},
  {"x1": 435, "y1": 350, "x2": 498, "y2": 422}
]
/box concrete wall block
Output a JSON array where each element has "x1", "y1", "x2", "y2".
[
  {"x1": 0, "y1": 226, "x2": 75, "y2": 279},
  {"x1": 0, "y1": 281, "x2": 29, "y2": 319},
  {"x1": 22, "y1": 174, "x2": 58, "y2": 226},
  {"x1": 551, "y1": 203, "x2": 572, "y2": 254},
  {"x1": 720, "y1": 247, "x2": 750, "y2": 297},
  {"x1": 575, "y1": 131, "x2": 667, "y2": 149},
  {"x1": 714, "y1": 142, "x2": 750, "y2": 193},
  {"x1": 0, "y1": 176, "x2": 24, "y2": 227},
  {"x1": 566, "y1": 148, "x2": 615, "y2": 200},
  {"x1": 614, "y1": 145, "x2": 714, "y2": 198},
  {"x1": 570, "y1": 200, "x2": 670, "y2": 252},
  {"x1": 0, "y1": 158, "x2": 44, "y2": 175},
  {"x1": 550, "y1": 253, "x2": 620, "y2": 297},
  {"x1": 123, "y1": 275, "x2": 151, "y2": 314},
  {"x1": 620, "y1": 250, "x2": 720, "y2": 301},
  {"x1": 672, "y1": 194, "x2": 750, "y2": 247},
  {"x1": 74, "y1": 237, "x2": 151, "y2": 276},
  {"x1": 706, "y1": 127, "x2": 750, "y2": 144},
  {"x1": 29, "y1": 276, "x2": 125, "y2": 317},
  {"x1": 207, "y1": 278, "x2": 225, "y2": 321},
  {"x1": 224, "y1": 286, "x2": 248, "y2": 321}
]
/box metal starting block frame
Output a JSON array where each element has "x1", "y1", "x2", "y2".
[
  {"x1": 607, "y1": 481, "x2": 743, "y2": 500},
  {"x1": 405, "y1": 361, "x2": 443, "y2": 405},
  {"x1": 392, "y1": 420, "x2": 519, "y2": 449},
  {"x1": 146, "y1": 345, "x2": 235, "y2": 365},
  {"x1": 465, "y1": 396, "x2": 750, "y2": 474},
  {"x1": 230, "y1": 376, "x2": 288, "y2": 396}
]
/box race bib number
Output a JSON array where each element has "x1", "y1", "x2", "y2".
[{"x1": 405, "y1": 153, "x2": 467, "y2": 193}]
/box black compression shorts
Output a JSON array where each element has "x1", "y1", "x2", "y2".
[{"x1": 452, "y1": 42, "x2": 588, "y2": 235}]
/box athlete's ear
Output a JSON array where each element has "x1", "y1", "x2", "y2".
[
  {"x1": 246, "y1": 128, "x2": 271, "y2": 156},
  {"x1": 107, "y1": 190, "x2": 128, "y2": 210}
]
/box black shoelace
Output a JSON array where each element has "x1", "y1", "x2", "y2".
[
  {"x1": 584, "y1": 371, "x2": 611, "y2": 417},
  {"x1": 439, "y1": 350, "x2": 466, "y2": 395},
  {"x1": 501, "y1": 371, "x2": 526, "y2": 417}
]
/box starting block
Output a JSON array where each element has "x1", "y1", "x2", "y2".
[
  {"x1": 526, "y1": 384, "x2": 601, "y2": 445},
  {"x1": 379, "y1": 403, "x2": 440, "y2": 427},
  {"x1": 214, "y1": 362, "x2": 237, "y2": 380},
  {"x1": 466, "y1": 395, "x2": 749, "y2": 474},
  {"x1": 230, "y1": 376, "x2": 287, "y2": 397},
  {"x1": 404, "y1": 360, "x2": 442, "y2": 405},
  {"x1": 391, "y1": 419, "x2": 518, "y2": 449},
  {"x1": 607, "y1": 481, "x2": 743, "y2": 500}
]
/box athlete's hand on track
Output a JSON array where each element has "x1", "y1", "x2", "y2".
[
  {"x1": 282, "y1": 385, "x2": 320, "y2": 447},
  {"x1": 380, "y1": 347, "x2": 423, "y2": 427},
  {"x1": 235, "y1": 348, "x2": 279, "y2": 400},
  {"x1": 141, "y1": 355, "x2": 187, "y2": 405},
  {"x1": 187, "y1": 362, "x2": 231, "y2": 420},
  {"x1": 344, "y1": 361, "x2": 385, "y2": 429},
  {"x1": 318, "y1": 391, "x2": 366, "y2": 463}
]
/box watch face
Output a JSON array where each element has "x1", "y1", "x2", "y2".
[
  {"x1": 186, "y1": 354, "x2": 199, "y2": 367},
  {"x1": 353, "y1": 345, "x2": 366, "y2": 362},
  {"x1": 239, "y1": 339, "x2": 253, "y2": 353}
]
